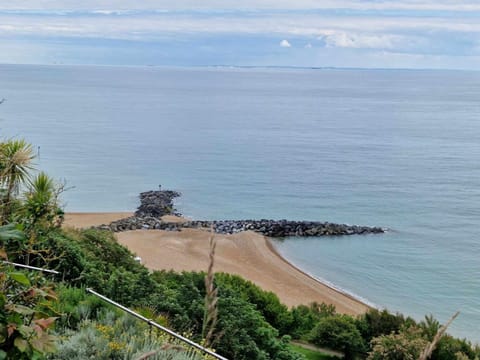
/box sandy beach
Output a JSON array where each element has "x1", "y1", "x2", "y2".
[
  {"x1": 65, "y1": 213, "x2": 370, "y2": 315},
  {"x1": 63, "y1": 212, "x2": 134, "y2": 228}
]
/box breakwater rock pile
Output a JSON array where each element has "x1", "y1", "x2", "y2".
[
  {"x1": 95, "y1": 189, "x2": 385, "y2": 237},
  {"x1": 134, "y1": 189, "x2": 181, "y2": 218},
  {"x1": 98, "y1": 217, "x2": 384, "y2": 237}
]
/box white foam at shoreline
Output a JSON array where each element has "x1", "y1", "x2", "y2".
[{"x1": 275, "y1": 247, "x2": 380, "y2": 310}]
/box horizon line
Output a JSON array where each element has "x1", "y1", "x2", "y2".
[{"x1": 0, "y1": 62, "x2": 478, "y2": 73}]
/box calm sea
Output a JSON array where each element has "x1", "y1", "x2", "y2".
[{"x1": 1, "y1": 64, "x2": 479, "y2": 341}]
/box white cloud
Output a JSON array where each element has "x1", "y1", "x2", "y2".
[
  {"x1": 318, "y1": 31, "x2": 405, "y2": 49},
  {"x1": 1, "y1": 1, "x2": 480, "y2": 68},
  {"x1": 2, "y1": 8, "x2": 480, "y2": 40},
  {"x1": 3, "y1": 1, "x2": 480, "y2": 11}
]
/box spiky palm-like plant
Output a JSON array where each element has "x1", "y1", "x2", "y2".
[
  {"x1": 23, "y1": 172, "x2": 64, "y2": 265},
  {"x1": 419, "y1": 314, "x2": 441, "y2": 342},
  {"x1": 0, "y1": 139, "x2": 35, "y2": 223},
  {"x1": 0, "y1": 223, "x2": 25, "y2": 243},
  {"x1": 418, "y1": 311, "x2": 459, "y2": 360},
  {"x1": 25, "y1": 172, "x2": 56, "y2": 222}
]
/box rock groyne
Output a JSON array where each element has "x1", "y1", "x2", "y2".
[
  {"x1": 134, "y1": 189, "x2": 181, "y2": 218},
  {"x1": 95, "y1": 189, "x2": 386, "y2": 237},
  {"x1": 98, "y1": 217, "x2": 384, "y2": 237}
]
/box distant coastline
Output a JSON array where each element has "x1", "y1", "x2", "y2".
[{"x1": 2, "y1": 62, "x2": 475, "y2": 73}]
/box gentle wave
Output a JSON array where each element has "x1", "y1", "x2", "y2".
[{"x1": 273, "y1": 246, "x2": 380, "y2": 310}]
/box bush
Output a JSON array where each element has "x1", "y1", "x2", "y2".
[
  {"x1": 367, "y1": 326, "x2": 428, "y2": 360},
  {"x1": 34, "y1": 229, "x2": 159, "y2": 306},
  {"x1": 309, "y1": 315, "x2": 366, "y2": 359},
  {"x1": 42, "y1": 285, "x2": 114, "y2": 329},
  {"x1": 32, "y1": 232, "x2": 86, "y2": 283},
  {"x1": 0, "y1": 263, "x2": 57, "y2": 359},
  {"x1": 290, "y1": 302, "x2": 336, "y2": 339},
  {"x1": 216, "y1": 273, "x2": 294, "y2": 335},
  {"x1": 52, "y1": 310, "x2": 203, "y2": 360},
  {"x1": 432, "y1": 335, "x2": 477, "y2": 360},
  {"x1": 355, "y1": 309, "x2": 412, "y2": 344},
  {"x1": 149, "y1": 271, "x2": 302, "y2": 360}
]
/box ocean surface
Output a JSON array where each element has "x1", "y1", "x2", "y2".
[{"x1": 1, "y1": 64, "x2": 479, "y2": 341}]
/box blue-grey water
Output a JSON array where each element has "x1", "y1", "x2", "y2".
[{"x1": 1, "y1": 64, "x2": 479, "y2": 341}]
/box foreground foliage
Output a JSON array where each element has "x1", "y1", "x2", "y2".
[
  {"x1": 0, "y1": 258, "x2": 57, "y2": 359},
  {"x1": 52, "y1": 309, "x2": 204, "y2": 360}
]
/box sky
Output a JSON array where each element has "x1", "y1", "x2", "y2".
[{"x1": 1, "y1": 1, "x2": 480, "y2": 69}]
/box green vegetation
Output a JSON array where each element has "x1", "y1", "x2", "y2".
[
  {"x1": 287, "y1": 344, "x2": 337, "y2": 360},
  {"x1": 0, "y1": 136, "x2": 479, "y2": 359},
  {"x1": 52, "y1": 308, "x2": 204, "y2": 360},
  {"x1": 309, "y1": 316, "x2": 365, "y2": 359},
  {"x1": 0, "y1": 259, "x2": 57, "y2": 359}
]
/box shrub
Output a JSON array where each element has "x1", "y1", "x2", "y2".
[
  {"x1": 0, "y1": 262, "x2": 57, "y2": 359},
  {"x1": 431, "y1": 335, "x2": 477, "y2": 360},
  {"x1": 33, "y1": 229, "x2": 159, "y2": 306},
  {"x1": 31, "y1": 232, "x2": 86, "y2": 283},
  {"x1": 309, "y1": 315, "x2": 366, "y2": 359},
  {"x1": 290, "y1": 302, "x2": 336, "y2": 339},
  {"x1": 149, "y1": 271, "x2": 302, "y2": 360},
  {"x1": 355, "y1": 309, "x2": 412, "y2": 344},
  {"x1": 41, "y1": 285, "x2": 114, "y2": 329},
  {"x1": 367, "y1": 326, "x2": 428, "y2": 360},
  {"x1": 52, "y1": 311, "x2": 204, "y2": 360},
  {"x1": 216, "y1": 273, "x2": 294, "y2": 335}
]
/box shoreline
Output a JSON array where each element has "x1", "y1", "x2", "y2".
[
  {"x1": 265, "y1": 238, "x2": 377, "y2": 310},
  {"x1": 64, "y1": 212, "x2": 371, "y2": 314}
]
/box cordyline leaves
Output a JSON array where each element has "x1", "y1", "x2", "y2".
[
  {"x1": 0, "y1": 139, "x2": 35, "y2": 189},
  {"x1": 9, "y1": 272, "x2": 30, "y2": 287},
  {"x1": 0, "y1": 224, "x2": 25, "y2": 242},
  {"x1": 7, "y1": 304, "x2": 35, "y2": 316}
]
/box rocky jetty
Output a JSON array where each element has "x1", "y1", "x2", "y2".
[
  {"x1": 134, "y1": 189, "x2": 181, "y2": 218},
  {"x1": 98, "y1": 217, "x2": 384, "y2": 237},
  {"x1": 94, "y1": 189, "x2": 386, "y2": 237}
]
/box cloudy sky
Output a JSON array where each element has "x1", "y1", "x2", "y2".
[{"x1": 1, "y1": 0, "x2": 480, "y2": 69}]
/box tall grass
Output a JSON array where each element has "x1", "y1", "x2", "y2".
[{"x1": 202, "y1": 229, "x2": 219, "y2": 348}]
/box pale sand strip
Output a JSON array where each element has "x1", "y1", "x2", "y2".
[
  {"x1": 64, "y1": 213, "x2": 369, "y2": 315},
  {"x1": 63, "y1": 212, "x2": 134, "y2": 228}
]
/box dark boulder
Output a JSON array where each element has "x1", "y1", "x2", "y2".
[{"x1": 134, "y1": 189, "x2": 181, "y2": 218}]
